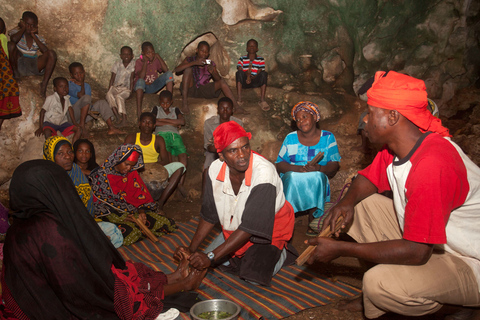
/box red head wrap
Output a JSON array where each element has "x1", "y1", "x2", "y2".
[
  {"x1": 126, "y1": 150, "x2": 140, "y2": 163},
  {"x1": 367, "y1": 71, "x2": 450, "y2": 137},
  {"x1": 213, "y1": 121, "x2": 252, "y2": 153}
]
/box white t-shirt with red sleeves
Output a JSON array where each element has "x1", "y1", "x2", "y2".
[{"x1": 359, "y1": 132, "x2": 480, "y2": 290}]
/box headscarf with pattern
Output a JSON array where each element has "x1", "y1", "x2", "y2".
[
  {"x1": 43, "y1": 135, "x2": 71, "y2": 161},
  {"x1": 291, "y1": 101, "x2": 321, "y2": 122},
  {"x1": 43, "y1": 136, "x2": 94, "y2": 216},
  {"x1": 90, "y1": 144, "x2": 156, "y2": 215}
]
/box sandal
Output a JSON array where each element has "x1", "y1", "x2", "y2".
[
  {"x1": 306, "y1": 228, "x2": 318, "y2": 237},
  {"x1": 259, "y1": 101, "x2": 270, "y2": 111}
]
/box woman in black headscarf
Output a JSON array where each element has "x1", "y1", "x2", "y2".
[{"x1": 2, "y1": 160, "x2": 205, "y2": 319}]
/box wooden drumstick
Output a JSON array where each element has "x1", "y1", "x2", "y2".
[{"x1": 296, "y1": 215, "x2": 344, "y2": 266}]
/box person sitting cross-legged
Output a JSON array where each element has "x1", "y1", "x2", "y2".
[{"x1": 125, "y1": 112, "x2": 186, "y2": 211}]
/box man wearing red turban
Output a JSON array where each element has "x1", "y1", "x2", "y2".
[
  {"x1": 308, "y1": 71, "x2": 480, "y2": 318},
  {"x1": 174, "y1": 121, "x2": 296, "y2": 286}
]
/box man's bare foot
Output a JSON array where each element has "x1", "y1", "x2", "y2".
[
  {"x1": 168, "y1": 257, "x2": 191, "y2": 283},
  {"x1": 184, "y1": 268, "x2": 208, "y2": 291},
  {"x1": 337, "y1": 295, "x2": 363, "y2": 312},
  {"x1": 180, "y1": 103, "x2": 190, "y2": 115},
  {"x1": 107, "y1": 127, "x2": 126, "y2": 135}
]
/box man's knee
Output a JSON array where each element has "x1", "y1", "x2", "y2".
[
  {"x1": 47, "y1": 49, "x2": 57, "y2": 61},
  {"x1": 258, "y1": 71, "x2": 268, "y2": 83},
  {"x1": 236, "y1": 70, "x2": 245, "y2": 83},
  {"x1": 164, "y1": 71, "x2": 174, "y2": 83},
  {"x1": 135, "y1": 79, "x2": 146, "y2": 92}
]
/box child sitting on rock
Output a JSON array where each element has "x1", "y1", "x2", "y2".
[
  {"x1": 175, "y1": 41, "x2": 245, "y2": 114},
  {"x1": 151, "y1": 90, "x2": 188, "y2": 199},
  {"x1": 134, "y1": 41, "x2": 173, "y2": 120},
  {"x1": 35, "y1": 77, "x2": 81, "y2": 143},
  {"x1": 68, "y1": 62, "x2": 125, "y2": 137},
  {"x1": 236, "y1": 39, "x2": 269, "y2": 111},
  {"x1": 8, "y1": 11, "x2": 57, "y2": 97},
  {"x1": 106, "y1": 46, "x2": 135, "y2": 127}
]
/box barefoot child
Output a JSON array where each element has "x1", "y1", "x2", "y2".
[
  {"x1": 134, "y1": 41, "x2": 173, "y2": 119},
  {"x1": 151, "y1": 90, "x2": 189, "y2": 199},
  {"x1": 35, "y1": 77, "x2": 81, "y2": 143},
  {"x1": 8, "y1": 11, "x2": 57, "y2": 97},
  {"x1": 0, "y1": 17, "x2": 21, "y2": 131},
  {"x1": 106, "y1": 46, "x2": 135, "y2": 127},
  {"x1": 125, "y1": 112, "x2": 186, "y2": 211},
  {"x1": 236, "y1": 39, "x2": 269, "y2": 111},
  {"x1": 68, "y1": 62, "x2": 125, "y2": 136},
  {"x1": 175, "y1": 41, "x2": 245, "y2": 114}
]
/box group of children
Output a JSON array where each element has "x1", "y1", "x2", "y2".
[{"x1": 1, "y1": 11, "x2": 270, "y2": 147}]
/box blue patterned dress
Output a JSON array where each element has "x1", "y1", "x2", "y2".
[{"x1": 276, "y1": 130, "x2": 341, "y2": 218}]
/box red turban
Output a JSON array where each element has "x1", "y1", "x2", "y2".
[
  {"x1": 367, "y1": 71, "x2": 450, "y2": 137},
  {"x1": 213, "y1": 121, "x2": 252, "y2": 153}
]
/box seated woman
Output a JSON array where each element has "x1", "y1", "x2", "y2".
[
  {"x1": 275, "y1": 101, "x2": 340, "y2": 234},
  {"x1": 43, "y1": 136, "x2": 123, "y2": 248},
  {"x1": 89, "y1": 144, "x2": 177, "y2": 246},
  {"x1": 73, "y1": 138, "x2": 100, "y2": 175},
  {"x1": 2, "y1": 160, "x2": 206, "y2": 319}
]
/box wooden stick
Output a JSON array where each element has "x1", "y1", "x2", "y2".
[
  {"x1": 130, "y1": 215, "x2": 159, "y2": 242},
  {"x1": 296, "y1": 215, "x2": 344, "y2": 266},
  {"x1": 308, "y1": 151, "x2": 324, "y2": 166}
]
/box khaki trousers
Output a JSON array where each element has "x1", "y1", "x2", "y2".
[
  {"x1": 106, "y1": 86, "x2": 130, "y2": 115},
  {"x1": 348, "y1": 194, "x2": 480, "y2": 318}
]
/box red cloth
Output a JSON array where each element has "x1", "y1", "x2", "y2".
[
  {"x1": 108, "y1": 171, "x2": 154, "y2": 208},
  {"x1": 213, "y1": 120, "x2": 252, "y2": 152},
  {"x1": 111, "y1": 261, "x2": 166, "y2": 320},
  {"x1": 367, "y1": 71, "x2": 450, "y2": 137},
  {"x1": 126, "y1": 151, "x2": 140, "y2": 163}
]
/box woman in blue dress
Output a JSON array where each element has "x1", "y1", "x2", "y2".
[{"x1": 276, "y1": 101, "x2": 340, "y2": 234}]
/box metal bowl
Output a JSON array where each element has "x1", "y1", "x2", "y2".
[{"x1": 190, "y1": 299, "x2": 241, "y2": 320}]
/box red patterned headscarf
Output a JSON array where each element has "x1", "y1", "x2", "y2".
[
  {"x1": 213, "y1": 121, "x2": 252, "y2": 153},
  {"x1": 291, "y1": 101, "x2": 320, "y2": 122},
  {"x1": 367, "y1": 71, "x2": 450, "y2": 137}
]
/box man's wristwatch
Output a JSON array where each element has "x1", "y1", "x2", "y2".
[{"x1": 207, "y1": 251, "x2": 215, "y2": 262}]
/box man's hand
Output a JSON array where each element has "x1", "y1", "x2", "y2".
[
  {"x1": 322, "y1": 201, "x2": 355, "y2": 237},
  {"x1": 173, "y1": 246, "x2": 192, "y2": 262},
  {"x1": 18, "y1": 19, "x2": 25, "y2": 29},
  {"x1": 206, "y1": 64, "x2": 215, "y2": 74},
  {"x1": 29, "y1": 26, "x2": 38, "y2": 36},
  {"x1": 188, "y1": 251, "x2": 211, "y2": 270},
  {"x1": 194, "y1": 58, "x2": 206, "y2": 66},
  {"x1": 34, "y1": 127, "x2": 44, "y2": 137},
  {"x1": 306, "y1": 237, "x2": 342, "y2": 264}
]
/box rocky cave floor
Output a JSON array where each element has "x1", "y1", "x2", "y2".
[{"x1": 1, "y1": 82, "x2": 480, "y2": 319}]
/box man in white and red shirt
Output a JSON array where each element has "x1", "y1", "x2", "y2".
[
  {"x1": 174, "y1": 121, "x2": 296, "y2": 286},
  {"x1": 308, "y1": 71, "x2": 480, "y2": 318}
]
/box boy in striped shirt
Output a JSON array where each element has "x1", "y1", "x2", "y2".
[{"x1": 236, "y1": 39, "x2": 269, "y2": 111}]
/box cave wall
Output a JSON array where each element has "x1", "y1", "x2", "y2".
[
  {"x1": 3, "y1": 0, "x2": 478, "y2": 98},
  {"x1": 1, "y1": 0, "x2": 479, "y2": 180}
]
